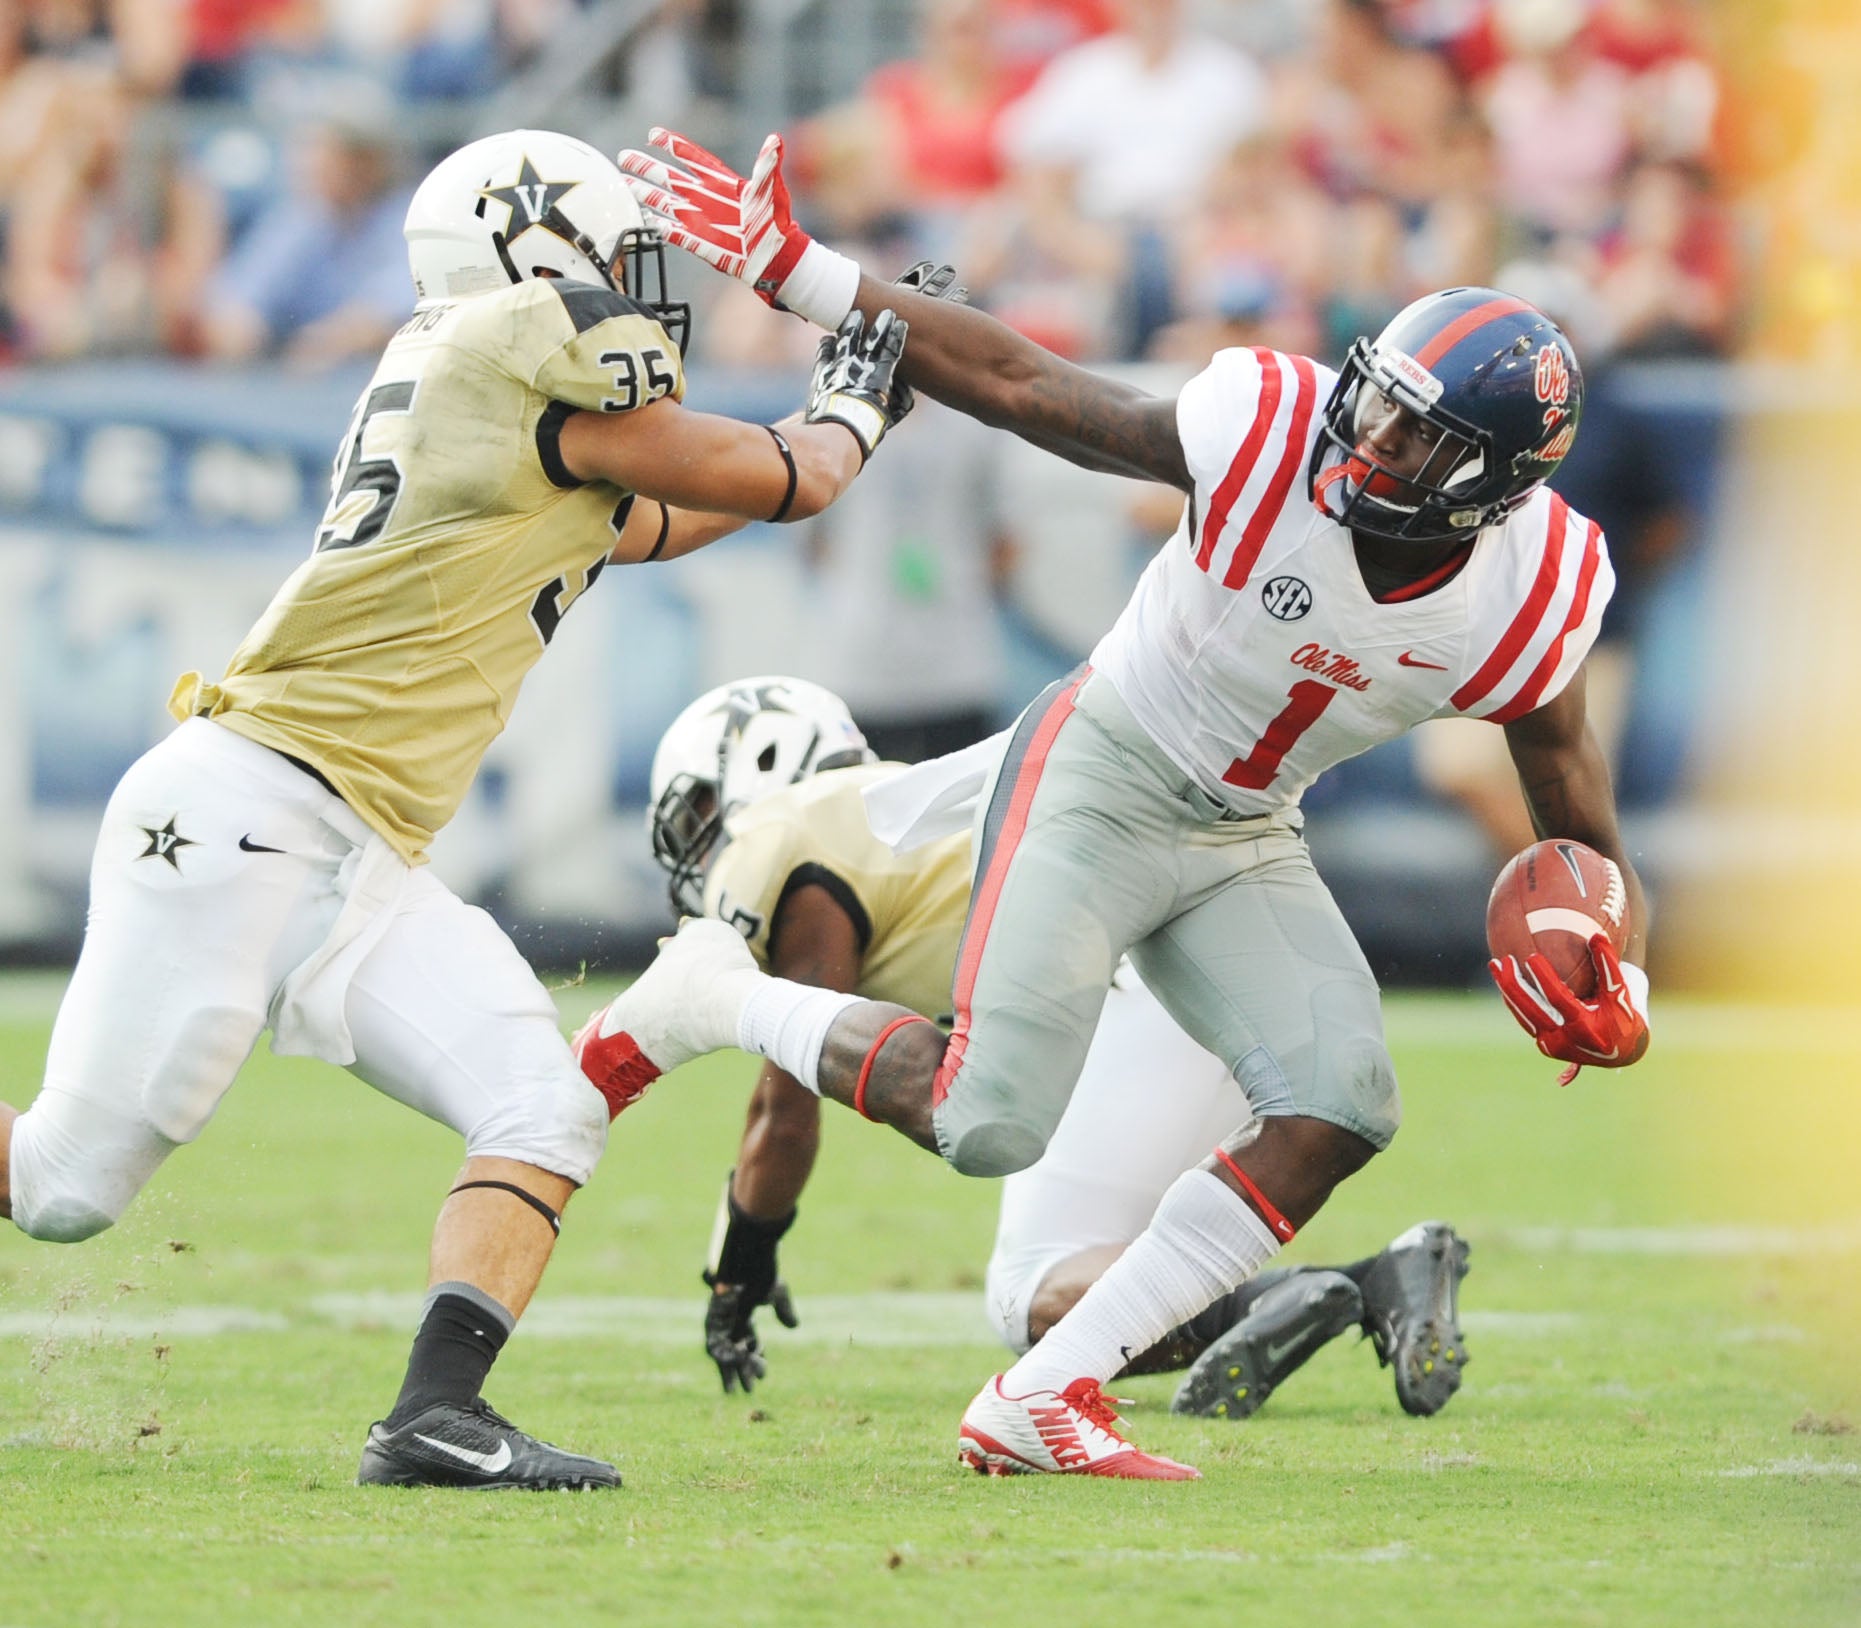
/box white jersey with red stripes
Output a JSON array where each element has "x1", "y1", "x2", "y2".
[{"x1": 1090, "y1": 346, "x2": 1614, "y2": 816}]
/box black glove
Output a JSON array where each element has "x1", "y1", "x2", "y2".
[
  {"x1": 701, "y1": 1178, "x2": 799, "y2": 1393},
  {"x1": 805, "y1": 308, "x2": 909, "y2": 463},
  {"x1": 702, "y1": 1271, "x2": 800, "y2": 1394},
  {"x1": 884, "y1": 261, "x2": 968, "y2": 425}
]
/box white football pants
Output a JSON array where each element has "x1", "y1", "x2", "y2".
[{"x1": 8, "y1": 719, "x2": 606, "y2": 1242}]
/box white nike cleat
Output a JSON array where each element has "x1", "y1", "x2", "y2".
[
  {"x1": 572, "y1": 917, "x2": 764, "y2": 1116},
  {"x1": 957, "y1": 1375, "x2": 1200, "y2": 1480}
]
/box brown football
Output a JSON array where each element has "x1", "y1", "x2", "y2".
[{"x1": 1485, "y1": 839, "x2": 1630, "y2": 1000}]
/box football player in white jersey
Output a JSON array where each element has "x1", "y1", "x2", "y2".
[
  {"x1": 0, "y1": 129, "x2": 913, "y2": 1490},
  {"x1": 619, "y1": 677, "x2": 1471, "y2": 1422},
  {"x1": 583, "y1": 130, "x2": 1651, "y2": 1479}
]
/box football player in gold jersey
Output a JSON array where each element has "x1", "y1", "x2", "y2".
[
  {"x1": 606, "y1": 678, "x2": 1470, "y2": 1425},
  {"x1": 0, "y1": 130, "x2": 911, "y2": 1490}
]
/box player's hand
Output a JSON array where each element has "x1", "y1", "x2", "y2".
[
  {"x1": 883, "y1": 261, "x2": 967, "y2": 425},
  {"x1": 619, "y1": 128, "x2": 812, "y2": 309},
  {"x1": 702, "y1": 1270, "x2": 800, "y2": 1394},
  {"x1": 1489, "y1": 934, "x2": 1650, "y2": 1085},
  {"x1": 807, "y1": 309, "x2": 908, "y2": 462}
]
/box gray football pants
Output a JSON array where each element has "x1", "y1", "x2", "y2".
[{"x1": 928, "y1": 667, "x2": 1400, "y2": 1178}]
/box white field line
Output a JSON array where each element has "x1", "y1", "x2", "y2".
[
  {"x1": 1718, "y1": 1458, "x2": 1860, "y2": 1478},
  {"x1": 0, "y1": 1284, "x2": 1833, "y2": 1344},
  {"x1": 0, "y1": 1291, "x2": 995, "y2": 1344}
]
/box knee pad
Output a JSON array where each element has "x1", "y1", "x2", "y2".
[
  {"x1": 8, "y1": 1093, "x2": 167, "y2": 1244},
  {"x1": 463, "y1": 1066, "x2": 608, "y2": 1187},
  {"x1": 933, "y1": 1091, "x2": 1054, "y2": 1178},
  {"x1": 1337, "y1": 1038, "x2": 1402, "y2": 1150},
  {"x1": 13, "y1": 1189, "x2": 117, "y2": 1244}
]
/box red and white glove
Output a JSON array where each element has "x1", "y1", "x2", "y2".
[
  {"x1": 617, "y1": 128, "x2": 860, "y2": 328},
  {"x1": 1488, "y1": 935, "x2": 1650, "y2": 1086}
]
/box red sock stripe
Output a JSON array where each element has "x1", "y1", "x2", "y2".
[
  {"x1": 1212, "y1": 1146, "x2": 1297, "y2": 1243},
  {"x1": 854, "y1": 1015, "x2": 932, "y2": 1122}
]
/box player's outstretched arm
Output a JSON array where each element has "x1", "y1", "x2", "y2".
[
  {"x1": 849, "y1": 270, "x2": 1190, "y2": 488},
  {"x1": 565, "y1": 306, "x2": 908, "y2": 550},
  {"x1": 619, "y1": 127, "x2": 1189, "y2": 489},
  {"x1": 560, "y1": 397, "x2": 858, "y2": 527}
]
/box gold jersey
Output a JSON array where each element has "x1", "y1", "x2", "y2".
[
  {"x1": 705, "y1": 764, "x2": 972, "y2": 1022},
  {"x1": 169, "y1": 277, "x2": 685, "y2": 863}
]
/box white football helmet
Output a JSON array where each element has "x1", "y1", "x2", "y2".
[
  {"x1": 403, "y1": 129, "x2": 687, "y2": 345},
  {"x1": 649, "y1": 676, "x2": 875, "y2": 916}
]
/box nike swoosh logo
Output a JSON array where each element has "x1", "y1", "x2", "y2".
[
  {"x1": 238, "y1": 835, "x2": 284, "y2": 853},
  {"x1": 1397, "y1": 652, "x2": 1449, "y2": 670},
  {"x1": 413, "y1": 1432, "x2": 513, "y2": 1474},
  {"x1": 1263, "y1": 1331, "x2": 1312, "y2": 1366}
]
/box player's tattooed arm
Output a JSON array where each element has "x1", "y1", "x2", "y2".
[
  {"x1": 1504, "y1": 668, "x2": 1650, "y2": 962},
  {"x1": 850, "y1": 272, "x2": 1191, "y2": 490}
]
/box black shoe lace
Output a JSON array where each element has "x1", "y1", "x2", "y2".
[{"x1": 468, "y1": 1397, "x2": 520, "y2": 1436}]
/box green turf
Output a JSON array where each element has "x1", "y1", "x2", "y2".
[{"x1": 2, "y1": 980, "x2": 1856, "y2": 1627}]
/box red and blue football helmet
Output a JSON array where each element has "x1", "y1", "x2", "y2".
[{"x1": 1310, "y1": 287, "x2": 1584, "y2": 545}]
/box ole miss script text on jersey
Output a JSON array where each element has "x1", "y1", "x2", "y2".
[{"x1": 1090, "y1": 346, "x2": 1614, "y2": 816}]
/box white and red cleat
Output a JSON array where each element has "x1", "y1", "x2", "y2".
[
  {"x1": 957, "y1": 1375, "x2": 1200, "y2": 1480},
  {"x1": 571, "y1": 918, "x2": 763, "y2": 1119},
  {"x1": 570, "y1": 1008, "x2": 662, "y2": 1120}
]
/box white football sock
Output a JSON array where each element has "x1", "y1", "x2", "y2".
[
  {"x1": 1006, "y1": 1168, "x2": 1280, "y2": 1393},
  {"x1": 736, "y1": 979, "x2": 863, "y2": 1094}
]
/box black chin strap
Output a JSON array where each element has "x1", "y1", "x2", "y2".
[
  {"x1": 490, "y1": 208, "x2": 620, "y2": 292},
  {"x1": 490, "y1": 229, "x2": 522, "y2": 285}
]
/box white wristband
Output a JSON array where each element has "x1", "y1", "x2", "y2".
[
  {"x1": 818, "y1": 392, "x2": 887, "y2": 461},
  {"x1": 780, "y1": 241, "x2": 861, "y2": 329},
  {"x1": 1620, "y1": 960, "x2": 1650, "y2": 1027}
]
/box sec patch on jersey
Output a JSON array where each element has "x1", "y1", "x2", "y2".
[{"x1": 1485, "y1": 839, "x2": 1629, "y2": 999}]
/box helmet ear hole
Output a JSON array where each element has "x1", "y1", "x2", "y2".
[{"x1": 757, "y1": 744, "x2": 777, "y2": 772}]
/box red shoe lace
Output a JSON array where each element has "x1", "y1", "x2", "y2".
[{"x1": 1058, "y1": 1379, "x2": 1129, "y2": 1435}]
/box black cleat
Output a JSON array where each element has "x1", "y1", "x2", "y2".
[
  {"x1": 1358, "y1": 1221, "x2": 1472, "y2": 1417},
  {"x1": 356, "y1": 1399, "x2": 620, "y2": 1490},
  {"x1": 1170, "y1": 1270, "x2": 1364, "y2": 1419}
]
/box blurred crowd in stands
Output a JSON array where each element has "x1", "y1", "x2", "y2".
[
  {"x1": 0, "y1": 0, "x2": 1740, "y2": 373},
  {"x1": 782, "y1": 0, "x2": 1734, "y2": 375}
]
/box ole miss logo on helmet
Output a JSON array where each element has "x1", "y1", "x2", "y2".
[
  {"x1": 1530, "y1": 343, "x2": 1577, "y2": 463},
  {"x1": 1533, "y1": 344, "x2": 1571, "y2": 408}
]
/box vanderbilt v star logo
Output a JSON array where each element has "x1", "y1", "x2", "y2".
[
  {"x1": 137, "y1": 815, "x2": 197, "y2": 870},
  {"x1": 478, "y1": 157, "x2": 578, "y2": 229}
]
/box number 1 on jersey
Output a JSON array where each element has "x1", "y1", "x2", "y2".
[{"x1": 1221, "y1": 679, "x2": 1336, "y2": 790}]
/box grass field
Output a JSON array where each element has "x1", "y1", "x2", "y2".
[{"x1": 2, "y1": 973, "x2": 1856, "y2": 1627}]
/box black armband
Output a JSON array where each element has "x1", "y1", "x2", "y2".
[
  {"x1": 642, "y1": 500, "x2": 672, "y2": 562},
  {"x1": 764, "y1": 425, "x2": 799, "y2": 523}
]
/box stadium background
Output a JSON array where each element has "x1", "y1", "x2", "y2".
[
  {"x1": 1, "y1": 6, "x2": 1857, "y2": 1612},
  {"x1": 0, "y1": 0, "x2": 1852, "y2": 1003}
]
